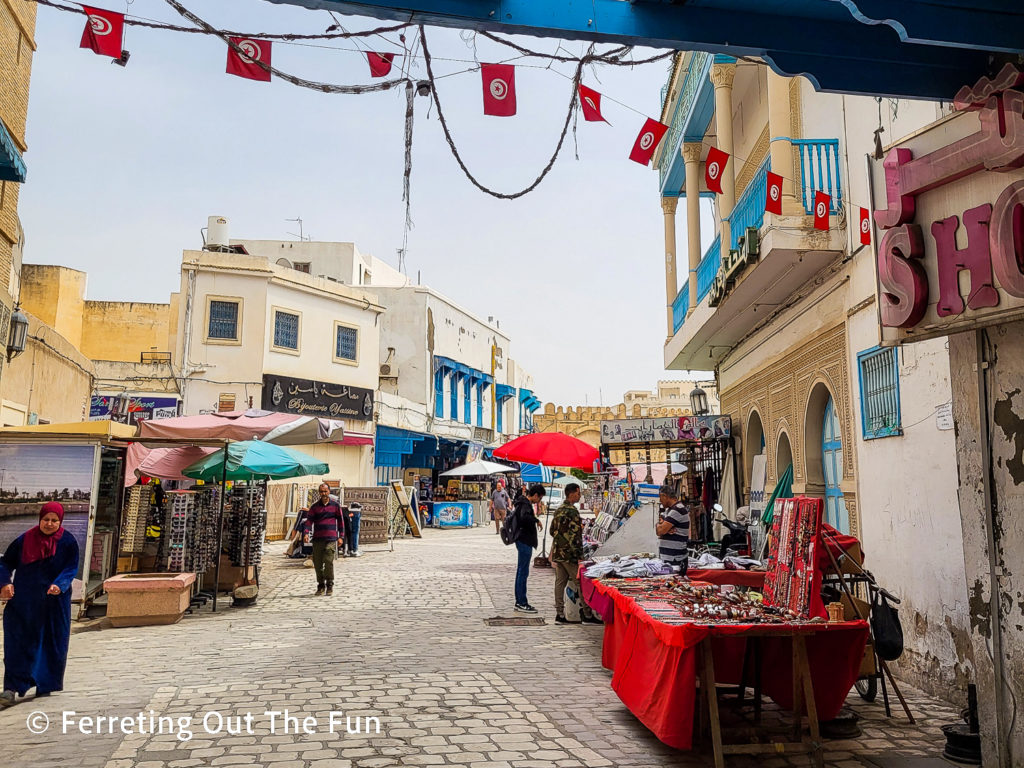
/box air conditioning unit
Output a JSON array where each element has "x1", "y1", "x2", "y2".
[{"x1": 380, "y1": 363, "x2": 392, "y2": 376}]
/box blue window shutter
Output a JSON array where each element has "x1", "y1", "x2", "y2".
[
  {"x1": 463, "y1": 377, "x2": 472, "y2": 424},
  {"x1": 434, "y1": 369, "x2": 444, "y2": 418},
  {"x1": 450, "y1": 372, "x2": 460, "y2": 419},
  {"x1": 857, "y1": 346, "x2": 902, "y2": 439}
]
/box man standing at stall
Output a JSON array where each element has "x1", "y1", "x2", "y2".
[
  {"x1": 656, "y1": 484, "x2": 690, "y2": 574},
  {"x1": 306, "y1": 483, "x2": 344, "y2": 596},
  {"x1": 550, "y1": 483, "x2": 601, "y2": 625},
  {"x1": 490, "y1": 479, "x2": 511, "y2": 535}
]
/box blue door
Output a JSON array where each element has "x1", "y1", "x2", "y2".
[{"x1": 822, "y1": 396, "x2": 849, "y2": 532}]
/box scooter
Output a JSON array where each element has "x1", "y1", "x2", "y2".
[{"x1": 714, "y1": 503, "x2": 752, "y2": 558}]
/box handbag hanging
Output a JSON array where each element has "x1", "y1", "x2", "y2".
[{"x1": 871, "y1": 591, "x2": 905, "y2": 661}]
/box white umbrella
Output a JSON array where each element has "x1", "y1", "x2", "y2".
[
  {"x1": 553, "y1": 474, "x2": 588, "y2": 489},
  {"x1": 441, "y1": 459, "x2": 518, "y2": 477}
]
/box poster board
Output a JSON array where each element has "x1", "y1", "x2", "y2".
[
  {"x1": 762, "y1": 496, "x2": 824, "y2": 618},
  {"x1": 390, "y1": 481, "x2": 421, "y2": 538},
  {"x1": 342, "y1": 487, "x2": 388, "y2": 544}
]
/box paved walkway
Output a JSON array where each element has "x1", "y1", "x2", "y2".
[{"x1": 0, "y1": 526, "x2": 960, "y2": 767}]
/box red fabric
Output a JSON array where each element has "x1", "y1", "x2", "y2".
[
  {"x1": 819, "y1": 523, "x2": 864, "y2": 572},
  {"x1": 80, "y1": 6, "x2": 124, "y2": 57},
  {"x1": 814, "y1": 191, "x2": 831, "y2": 230},
  {"x1": 593, "y1": 579, "x2": 869, "y2": 750},
  {"x1": 367, "y1": 52, "x2": 395, "y2": 77},
  {"x1": 628, "y1": 118, "x2": 668, "y2": 166},
  {"x1": 704, "y1": 147, "x2": 729, "y2": 194},
  {"x1": 859, "y1": 207, "x2": 872, "y2": 245},
  {"x1": 766, "y1": 171, "x2": 783, "y2": 214},
  {"x1": 227, "y1": 38, "x2": 272, "y2": 82},
  {"x1": 481, "y1": 63, "x2": 516, "y2": 116},
  {"x1": 493, "y1": 432, "x2": 598, "y2": 470},
  {"x1": 21, "y1": 502, "x2": 66, "y2": 566},
  {"x1": 578, "y1": 84, "x2": 605, "y2": 122}
]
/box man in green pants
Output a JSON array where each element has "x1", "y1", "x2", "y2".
[{"x1": 306, "y1": 483, "x2": 344, "y2": 596}]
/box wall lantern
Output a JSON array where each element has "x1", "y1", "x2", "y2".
[
  {"x1": 689, "y1": 385, "x2": 709, "y2": 416},
  {"x1": 6, "y1": 307, "x2": 28, "y2": 362}
]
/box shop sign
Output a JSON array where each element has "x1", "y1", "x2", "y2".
[
  {"x1": 708, "y1": 227, "x2": 760, "y2": 308},
  {"x1": 89, "y1": 395, "x2": 179, "y2": 425},
  {"x1": 262, "y1": 374, "x2": 374, "y2": 419},
  {"x1": 600, "y1": 415, "x2": 732, "y2": 444},
  {"x1": 871, "y1": 64, "x2": 1024, "y2": 343},
  {"x1": 435, "y1": 502, "x2": 473, "y2": 527}
]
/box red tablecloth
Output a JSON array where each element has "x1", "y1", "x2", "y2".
[{"x1": 592, "y1": 578, "x2": 869, "y2": 750}]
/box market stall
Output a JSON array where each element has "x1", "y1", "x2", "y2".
[
  {"x1": 585, "y1": 496, "x2": 870, "y2": 766},
  {"x1": 431, "y1": 459, "x2": 517, "y2": 528},
  {"x1": 0, "y1": 420, "x2": 137, "y2": 615}
]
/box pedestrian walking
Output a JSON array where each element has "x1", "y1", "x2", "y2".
[
  {"x1": 511, "y1": 484, "x2": 545, "y2": 614},
  {"x1": 306, "y1": 483, "x2": 344, "y2": 596},
  {"x1": 0, "y1": 502, "x2": 80, "y2": 708},
  {"x1": 343, "y1": 502, "x2": 362, "y2": 557},
  {"x1": 656, "y1": 484, "x2": 690, "y2": 574},
  {"x1": 490, "y1": 479, "x2": 511, "y2": 535},
  {"x1": 549, "y1": 483, "x2": 601, "y2": 625}
]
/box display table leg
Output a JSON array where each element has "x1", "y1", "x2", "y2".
[
  {"x1": 795, "y1": 635, "x2": 824, "y2": 768},
  {"x1": 753, "y1": 638, "x2": 763, "y2": 724},
  {"x1": 791, "y1": 637, "x2": 805, "y2": 742},
  {"x1": 700, "y1": 638, "x2": 725, "y2": 768}
]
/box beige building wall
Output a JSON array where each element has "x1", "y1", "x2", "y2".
[
  {"x1": 0, "y1": 0, "x2": 35, "y2": 296},
  {"x1": 81, "y1": 301, "x2": 171, "y2": 362},
  {"x1": 19, "y1": 264, "x2": 87, "y2": 348},
  {"x1": 0, "y1": 310, "x2": 94, "y2": 426}
]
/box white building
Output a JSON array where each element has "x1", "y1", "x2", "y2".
[
  {"x1": 173, "y1": 229, "x2": 385, "y2": 486},
  {"x1": 372, "y1": 285, "x2": 538, "y2": 485}
]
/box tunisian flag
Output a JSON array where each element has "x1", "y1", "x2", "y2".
[
  {"x1": 367, "y1": 52, "x2": 395, "y2": 78},
  {"x1": 227, "y1": 38, "x2": 272, "y2": 82},
  {"x1": 704, "y1": 147, "x2": 728, "y2": 194},
  {"x1": 80, "y1": 6, "x2": 124, "y2": 57},
  {"x1": 814, "y1": 191, "x2": 831, "y2": 230},
  {"x1": 578, "y1": 84, "x2": 606, "y2": 122},
  {"x1": 481, "y1": 63, "x2": 516, "y2": 116},
  {"x1": 859, "y1": 207, "x2": 871, "y2": 245},
  {"x1": 765, "y1": 171, "x2": 783, "y2": 215},
  {"x1": 628, "y1": 118, "x2": 668, "y2": 166}
]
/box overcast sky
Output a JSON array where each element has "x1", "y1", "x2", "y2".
[{"x1": 20, "y1": 0, "x2": 713, "y2": 405}]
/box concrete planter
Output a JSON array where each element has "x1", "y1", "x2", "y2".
[{"x1": 103, "y1": 572, "x2": 196, "y2": 627}]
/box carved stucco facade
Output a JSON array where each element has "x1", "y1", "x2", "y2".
[{"x1": 720, "y1": 322, "x2": 860, "y2": 539}]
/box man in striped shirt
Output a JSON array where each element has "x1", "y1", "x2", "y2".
[
  {"x1": 656, "y1": 484, "x2": 690, "y2": 574},
  {"x1": 306, "y1": 483, "x2": 344, "y2": 596}
]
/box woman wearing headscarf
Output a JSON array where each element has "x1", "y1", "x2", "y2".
[{"x1": 0, "y1": 501, "x2": 80, "y2": 707}]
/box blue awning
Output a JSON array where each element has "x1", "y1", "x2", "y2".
[
  {"x1": 518, "y1": 388, "x2": 533, "y2": 404},
  {"x1": 524, "y1": 396, "x2": 541, "y2": 413},
  {"x1": 375, "y1": 425, "x2": 437, "y2": 468},
  {"x1": 520, "y1": 463, "x2": 553, "y2": 483},
  {"x1": 434, "y1": 355, "x2": 472, "y2": 378},
  {"x1": 0, "y1": 119, "x2": 26, "y2": 183},
  {"x1": 495, "y1": 384, "x2": 515, "y2": 402}
]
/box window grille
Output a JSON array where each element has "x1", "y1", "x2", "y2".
[
  {"x1": 208, "y1": 300, "x2": 239, "y2": 340},
  {"x1": 858, "y1": 346, "x2": 901, "y2": 439}
]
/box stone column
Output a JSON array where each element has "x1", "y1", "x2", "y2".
[
  {"x1": 682, "y1": 143, "x2": 703, "y2": 314},
  {"x1": 766, "y1": 69, "x2": 799, "y2": 214},
  {"x1": 661, "y1": 196, "x2": 679, "y2": 336},
  {"x1": 710, "y1": 62, "x2": 737, "y2": 251}
]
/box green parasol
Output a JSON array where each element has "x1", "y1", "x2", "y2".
[{"x1": 182, "y1": 440, "x2": 329, "y2": 482}]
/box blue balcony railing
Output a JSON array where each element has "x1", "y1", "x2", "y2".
[
  {"x1": 672, "y1": 285, "x2": 690, "y2": 333},
  {"x1": 726, "y1": 160, "x2": 769, "y2": 251},
  {"x1": 697, "y1": 236, "x2": 721, "y2": 302},
  {"x1": 794, "y1": 139, "x2": 842, "y2": 214},
  {"x1": 659, "y1": 51, "x2": 713, "y2": 189}
]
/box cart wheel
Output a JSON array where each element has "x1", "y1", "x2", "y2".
[{"x1": 855, "y1": 676, "x2": 877, "y2": 702}]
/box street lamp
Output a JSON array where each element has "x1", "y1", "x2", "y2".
[
  {"x1": 689, "y1": 385, "x2": 709, "y2": 416},
  {"x1": 6, "y1": 306, "x2": 28, "y2": 362}
]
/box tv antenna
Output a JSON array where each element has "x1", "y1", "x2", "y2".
[{"x1": 286, "y1": 217, "x2": 310, "y2": 241}]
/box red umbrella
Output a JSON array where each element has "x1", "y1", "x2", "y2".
[{"x1": 493, "y1": 432, "x2": 599, "y2": 470}]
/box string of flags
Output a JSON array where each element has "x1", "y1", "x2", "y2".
[{"x1": 72, "y1": 1, "x2": 878, "y2": 236}]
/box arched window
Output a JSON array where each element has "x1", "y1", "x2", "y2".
[{"x1": 822, "y1": 396, "x2": 849, "y2": 532}]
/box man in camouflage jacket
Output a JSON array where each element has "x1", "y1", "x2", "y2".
[{"x1": 549, "y1": 483, "x2": 600, "y2": 624}]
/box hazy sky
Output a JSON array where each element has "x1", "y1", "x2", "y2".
[{"x1": 20, "y1": 0, "x2": 713, "y2": 405}]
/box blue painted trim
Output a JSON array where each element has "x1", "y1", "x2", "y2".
[
  {"x1": 672, "y1": 286, "x2": 690, "y2": 333},
  {"x1": 725, "y1": 159, "x2": 770, "y2": 251},
  {"x1": 793, "y1": 139, "x2": 842, "y2": 214},
  {"x1": 857, "y1": 345, "x2": 903, "y2": 440},
  {"x1": 697, "y1": 235, "x2": 721, "y2": 302},
  {"x1": 449, "y1": 371, "x2": 461, "y2": 419},
  {"x1": 282, "y1": 0, "x2": 994, "y2": 100},
  {"x1": 495, "y1": 383, "x2": 515, "y2": 402},
  {"x1": 659, "y1": 52, "x2": 715, "y2": 195},
  {"x1": 0, "y1": 119, "x2": 26, "y2": 183},
  {"x1": 434, "y1": 369, "x2": 445, "y2": 418},
  {"x1": 822, "y1": 397, "x2": 850, "y2": 533},
  {"x1": 463, "y1": 377, "x2": 473, "y2": 424}
]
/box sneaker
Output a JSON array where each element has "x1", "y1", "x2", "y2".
[
  {"x1": 514, "y1": 604, "x2": 538, "y2": 614},
  {"x1": 314, "y1": 586, "x2": 325, "y2": 596},
  {"x1": 555, "y1": 614, "x2": 569, "y2": 624},
  {"x1": 325, "y1": 587, "x2": 333, "y2": 596},
  {"x1": 352, "y1": 551, "x2": 362, "y2": 557},
  {"x1": 0, "y1": 691, "x2": 15, "y2": 709},
  {"x1": 582, "y1": 615, "x2": 603, "y2": 625}
]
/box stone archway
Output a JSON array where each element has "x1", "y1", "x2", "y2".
[
  {"x1": 776, "y1": 429, "x2": 793, "y2": 480},
  {"x1": 745, "y1": 409, "x2": 765, "y2": 491}
]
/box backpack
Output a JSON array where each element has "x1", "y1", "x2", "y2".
[{"x1": 499, "y1": 506, "x2": 521, "y2": 545}]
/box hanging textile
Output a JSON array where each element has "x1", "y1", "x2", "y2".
[
  {"x1": 762, "y1": 463, "x2": 794, "y2": 525},
  {"x1": 719, "y1": 446, "x2": 738, "y2": 520}
]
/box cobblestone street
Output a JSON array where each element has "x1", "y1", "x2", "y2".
[{"x1": 1, "y1": 527, "x2": 961, "y2": 768}]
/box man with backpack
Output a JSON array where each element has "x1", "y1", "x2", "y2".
[{"x1": 500, "y1": 483, "x2": 545, "y2": 614}]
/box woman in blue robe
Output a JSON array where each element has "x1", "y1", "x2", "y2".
[{"x1": 0, "y1": 501, "x2": 79, "y2": 707}]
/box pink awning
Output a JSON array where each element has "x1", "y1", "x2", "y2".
[
  {"x1": 125, "y1": 443, "x2": 221, "y2": 486},
  {"x1": 138, "y1": 409, "x2": 343, "y2": 445}
]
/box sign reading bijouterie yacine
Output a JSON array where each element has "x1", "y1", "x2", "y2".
[
  {"x1": 600, "y1": 415, "x2": 732, "y2": 444},
  {"x1": 870, "y1": 64, "x2": 1024, "y2": 343},
  {"x1": 261, "y1": 374, "x2": 374, "y2": 419}
]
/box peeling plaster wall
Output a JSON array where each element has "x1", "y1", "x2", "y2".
[{"x1": 949, "y1": 322, "x2": 1024, "y2": 768}]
